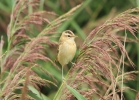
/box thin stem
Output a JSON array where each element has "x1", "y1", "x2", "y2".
[
  {"x1": 39, "y1": 0, "x2": 44, "y2": 10},
  {"x1": 53, "y1": 82, "x2": 64, "y2": 100},
  {"x1": 29, "y1": 0, "x2": 33, "y2": 14},
  {"x1": 53, "y1": 64, "x2": 74, "y2": 100},
  {"x1": 136, "y1": 0, "x2": 139, "y2": 89},
  {"x1": 0, "y1": 36, "x2": 3, "y2": 73},
  {"x1": 62, "y1": 66, "x2": 63, "y2": 80},
  {"x1": 53, "y1": 65, "x2": 64, "y2": 100},
  {"x1": 137, "y1": 32, "x2": 139, "y2": 91},
  {"x1": 134, "y1": 6, "x2": 139, "y2": 90},
  {"x1": 121, "y1": 29, "x2": 127, "y2": 100}
]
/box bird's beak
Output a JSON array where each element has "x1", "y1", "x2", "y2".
[{"x1": 74, "y1": 35, "x2": 78, "y2": 38}]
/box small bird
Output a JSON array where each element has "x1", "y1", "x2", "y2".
[{"x1": 57, "y1": 30, "x2": 77, "y2": 80}]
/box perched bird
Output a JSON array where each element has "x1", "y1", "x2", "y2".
[{"x1": 57, "y1": 30, "x2": 77, "y2": 80}]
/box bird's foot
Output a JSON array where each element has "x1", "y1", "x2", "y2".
[{"x1": 70, "y1": 62, "x2": 76, "y2": 66}]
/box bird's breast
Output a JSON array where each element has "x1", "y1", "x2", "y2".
[{"x1": 58, "y1": 40, "x2": 76, "y2": 66}]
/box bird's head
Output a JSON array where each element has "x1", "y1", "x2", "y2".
[{"x1": 60, "y1": 30, "x2": 77, "y2": 42}]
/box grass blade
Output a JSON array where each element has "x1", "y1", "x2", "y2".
[
  {"x1": 28, "y1": 85, "x2": 51, "y2": 100},
  {"x1": 66, "y1": 85, "x2": 87, "y2": 100}
]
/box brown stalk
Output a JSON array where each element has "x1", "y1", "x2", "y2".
[
  {"x1": 59, "y1": 7, "x2": 139, "y2": 100},
  {"x1": 21, "y1": 70, "x2": 30, "y2": 100}
]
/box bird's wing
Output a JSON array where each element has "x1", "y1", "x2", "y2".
[{"x1": 55, "y1": 41, "x2": 62, "y2": 62}]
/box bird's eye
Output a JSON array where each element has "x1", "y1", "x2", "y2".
[{"x1": 67, "y1": 35, "x2": 71, "y2": 37}]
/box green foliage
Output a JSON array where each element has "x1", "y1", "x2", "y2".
[
  {"x1": 0, "y1": 0, "x2": 139, "y2": 100},
  {"x1": 28, "y1": 85, "x2": 51, "y2": 100},
  {"x1": 66, "y1": 85, "x2": 87, "y2": 100}
]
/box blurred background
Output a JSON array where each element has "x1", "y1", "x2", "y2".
[{"x1": 0, "y1": 0, "x2": 139, "y2": 99}]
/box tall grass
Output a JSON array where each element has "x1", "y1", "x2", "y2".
[{"x1": 0, "y1": 0, "x2": 139, "y2": 100}]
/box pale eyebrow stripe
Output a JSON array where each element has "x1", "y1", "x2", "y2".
[{"x1": 65, "y1": 30, "x2": 73, "y2": 35}]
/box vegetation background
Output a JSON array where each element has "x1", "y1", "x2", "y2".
[{"x1": 0, "y1": 0, "x2": 139, "y2": 100}]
